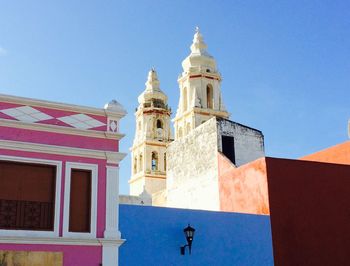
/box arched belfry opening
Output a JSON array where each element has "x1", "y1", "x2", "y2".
[
  {"x1": 206, "y1": 84, "x2": 213, "y2": 109},
  {"x1": 151, "y1": 152, "x2": 158, "y2": 171},
  {"x1": 156, "y1": 119, "x2": 163, "y2": 129}
]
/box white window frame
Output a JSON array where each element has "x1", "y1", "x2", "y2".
[
  {"x1": 0, "y1": 155, "x2": 62, "y2": 238},
  {"x1": 63, "y1": 162, "x2": 98, "y2": 239}
]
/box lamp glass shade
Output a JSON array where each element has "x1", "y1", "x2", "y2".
[{"x1": 184, "y1": 224, "x2": 195, "y2": 240}]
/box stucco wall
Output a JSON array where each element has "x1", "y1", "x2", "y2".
[
  {"x1": 218, "y1": 154, "x2": 270, "y2": 215},
  {"x1": 119, "y1": 205, "x2": 273, "y2": 266},
  {"x1": 217, "y1": 119, "x2": 265, "y2": 167},
  {"x1": 266, "y1": 157, "x2": 350, "y2": 266},
  {"x1": 300, "y1": 141, "x2": 350, "y2": 165},
  {"x1": 166, "y1": 118, "x2": 220, "y2": 210},
  {"x1": 0, "y1": 244, "x2": 101, "y2": 266}
]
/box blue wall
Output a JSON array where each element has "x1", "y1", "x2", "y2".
[{"x1": 119, "y1": 205, "x2": 273, "y2": 266}]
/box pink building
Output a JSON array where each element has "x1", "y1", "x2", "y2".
[{"x1": 0, "y1": 93, "x2": 126, "y2": 265}]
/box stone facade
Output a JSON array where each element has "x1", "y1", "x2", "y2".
[
  {"x1": 167, "y1": 118, "x2": 220, "y2": 210},
  {"x1": 129, "y1": 69, "x2": 172, "y2": 196},
  {"x1": 217, "y1": 118, "x2": 265, "y2": 167},
  {"x1": 166, "y1": 117, "x2": 264, "y2": 210}
]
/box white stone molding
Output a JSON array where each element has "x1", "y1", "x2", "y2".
[
  {"x1": 104, "y1": 165, "x2": 121, "y2": 239},
  {"x1": 103, "y1": 243, "x2": 120, "y2": 266},
  {"x1": 63, "y1": 162, "x2": 98, "y2": 239},
  {"x1": 0, "y1": 118, "x2": 125, "y2": 140},
  {"x1": 0, "y1": 139, "x2": 126, "y2": 164},
  {"x1": 0, "y1": 155, "x2": 62, "y2": 238},
  {"x1": 0, "y1": 236, "x2": 124, "y2": 246}
]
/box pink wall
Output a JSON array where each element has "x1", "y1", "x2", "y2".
[
  {"x1": 0, "y1": 148, "x2": 107, "y2": 238},
  {"x1": 218, "y1": 153, "x2": 270, "y2": 215},
  {"x1": 0, "y1": 126, "x2": 118, "y2": 151},
  {"x1": 0, "y1": 244, "x2": 102, "y2": 266}
]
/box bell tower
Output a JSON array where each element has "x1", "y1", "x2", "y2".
[
  {"x1": 173, "y1": 28, "x2": 229, "y2": 139},
  {"x1": 129, "y1": 69, "x2": 171, "y2": 196}
]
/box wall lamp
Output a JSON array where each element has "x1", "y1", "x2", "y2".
[{"x1": 180, "y1": 224, "x2": 195, "y2": 255}]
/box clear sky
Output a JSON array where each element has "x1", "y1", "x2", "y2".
[{"x1": 0, "y1": 1, "x2": 349, "y2": 194}]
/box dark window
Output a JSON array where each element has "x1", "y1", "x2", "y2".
[
  {"x1": 69, "y1": 169, "x2": 91, "y2": 233},
  {"x1": 156, "y1": 119, "x2": 163, "y2": 129},
  {"x1": 222, "y1": 136, "x2": 236, "y2": 164},
  {"x1": 0, "y1": 161, "x2": 56, "y2": 231},
  {"x1": 206, "y1": 85, "x2": 213, "y2": 109}
]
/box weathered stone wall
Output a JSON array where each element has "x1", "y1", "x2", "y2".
[
  {"x1": 217, "y1": 119, "x2": 265, "y2": 167},
  {"x1": 119, "y1": 194, "x2": 152, "y2": 206},
  {"x1": 166, "y1": 117, "x2": 220, "y2": 210}
]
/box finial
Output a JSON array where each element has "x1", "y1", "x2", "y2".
[
  {"x1": 151, "y1": 67, "x2": 156, "y2": 72},
  {"x1": 195, "y1": 26, "x2": 200, "y2": 33}
]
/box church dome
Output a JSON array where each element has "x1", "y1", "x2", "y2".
[
  {"x1": 138, "y1": 69, "x2": 168, "y2": 108},
  {"x1": 181, "y1": 27, "x2": 217, "y2": 74}
]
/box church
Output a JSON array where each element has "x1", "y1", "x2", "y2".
[
  {"x1": 0, "y1": 28, "x2": 349, "y2": 265},
  {"x1": 124, "y1": 28, "x2": 265, "y2": 210}
]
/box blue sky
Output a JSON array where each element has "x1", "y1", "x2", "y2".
[{"x1": 0, "y1": 1, "x2": 349, "y2": 194}]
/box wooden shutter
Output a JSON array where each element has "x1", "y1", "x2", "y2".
[
  {"x1": 0, "y1": 161, "x2": 56, "y2": 231},
  {"x1": 69, "y1": 169, "x2": 91, "y2": 233}
]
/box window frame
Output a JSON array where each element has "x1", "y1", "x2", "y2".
[
  {"x1": 63, "y1": 162, "x2": 97, "y2": 239},
  {"x1": 0, "y1": 155, "x2": 62, "y2": 238}
]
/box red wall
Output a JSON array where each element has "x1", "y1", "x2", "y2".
[{"x1": 266, "y1": 157, "x2": 350, "y2": 266}]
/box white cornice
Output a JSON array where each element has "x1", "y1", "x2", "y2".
[
  {"x1": 0, "y1": 236, "x2": 125, "y2": 246},
  {"x1": 0, "y1": 139, "x2": 127, "y2": 163},
  {"x1": 0, "y1": 118, "x2": 125, "y2": 140},
  {"x1": 0, "y1": 93, "x2": 126, "y2": 118}
]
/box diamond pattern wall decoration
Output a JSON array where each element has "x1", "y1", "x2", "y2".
[
  {"x1": 58, "y1": 113, "x2": 106, "y2": 129},
  {"x1": 0, "y1": 106, "x2": 53, "y2": 122}
]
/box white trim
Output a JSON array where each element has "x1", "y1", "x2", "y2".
[
  {"x1": 63, "y1": 162, "x2": 98, "y2": 239},
  {"x1": 0, "y1": 93, "x2": 126, "y2": 118},
  {"x1": 0, "y1": 236, "x2": 125, "y2": 246},
  {"x1": 104, "y1": 165, "x2": 121, "y2": 239},
  {"x1": 0, "y1": 139, "x2": 127, "y2": 164},
  {"x1": 0, "y1": 155, "x2": 62, "y2": 238},
  {"x1": 0, "y1": 118, "x2": 125, "y2": 140}
]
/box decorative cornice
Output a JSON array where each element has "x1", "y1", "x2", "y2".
[
  {"x1": 0, "y1": 118, "x2": 125, "y2": 140},
  {"x1": 0, "y1": 139, "x2": 127, "y2": 163},
  {"x1": 0, "y1": 236, "x2": 125, "y2": 246},
  {"x1": 0, "y1": 93, "x2": 126, "y2": 118}
]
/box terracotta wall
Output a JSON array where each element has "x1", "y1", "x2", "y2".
[
  {"x1": 218, "y1": 153, "x2": 270, "y2": 215},
  {"x1": 300, "y1": 141, "x2": 350, "y2": 165},
  {"x1": 266, "y1": 158, "x2": 350, "y2": 266}
]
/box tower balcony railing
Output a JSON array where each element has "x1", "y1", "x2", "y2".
[{"x1": 145, "y1": 169, "x2": 166, "y2": 176}]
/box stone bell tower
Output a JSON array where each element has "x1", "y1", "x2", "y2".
[
  {"x1": 173, "y1": 28, "x2": 229, "y2": 139},
  {"x1": 129, "y1": 69, "x2": 171, "y2": 196}
]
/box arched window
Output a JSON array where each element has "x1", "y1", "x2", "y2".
[
  {"x1": 164, "y1": 153, "x2": 167, "y2": 171},
  {"x1": 186, "y1": 123, "x2": 191, "y2": 134},
  {"x1": 133, "y1": 156, "x2": 137, "y2": 174},
  {"x1": 183, "y1": 87, "x2": 188, "y2": 111},
  {"x1": 139, "y1": 153, "x2": 143, "y2": 171},
  {"x1": 206, "y1": 84, "x2": 213, "y2": 109},
  {"x1": 151, "y1": 152, "x2": 158, "y2": 171},
  {"x1": 178, "y1": 127, "x2": 183, "y2": 138},
  {"x1": 156, "y1": 119, "x2": 163, "y2": 129}
]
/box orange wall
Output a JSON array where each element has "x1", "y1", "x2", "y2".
[
  {"x1": 218, "y1": 153, "x2": 270, "y2": 215},
  {"x1": 301, "y1": 141, "x2": 350, "y2": 165}
]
